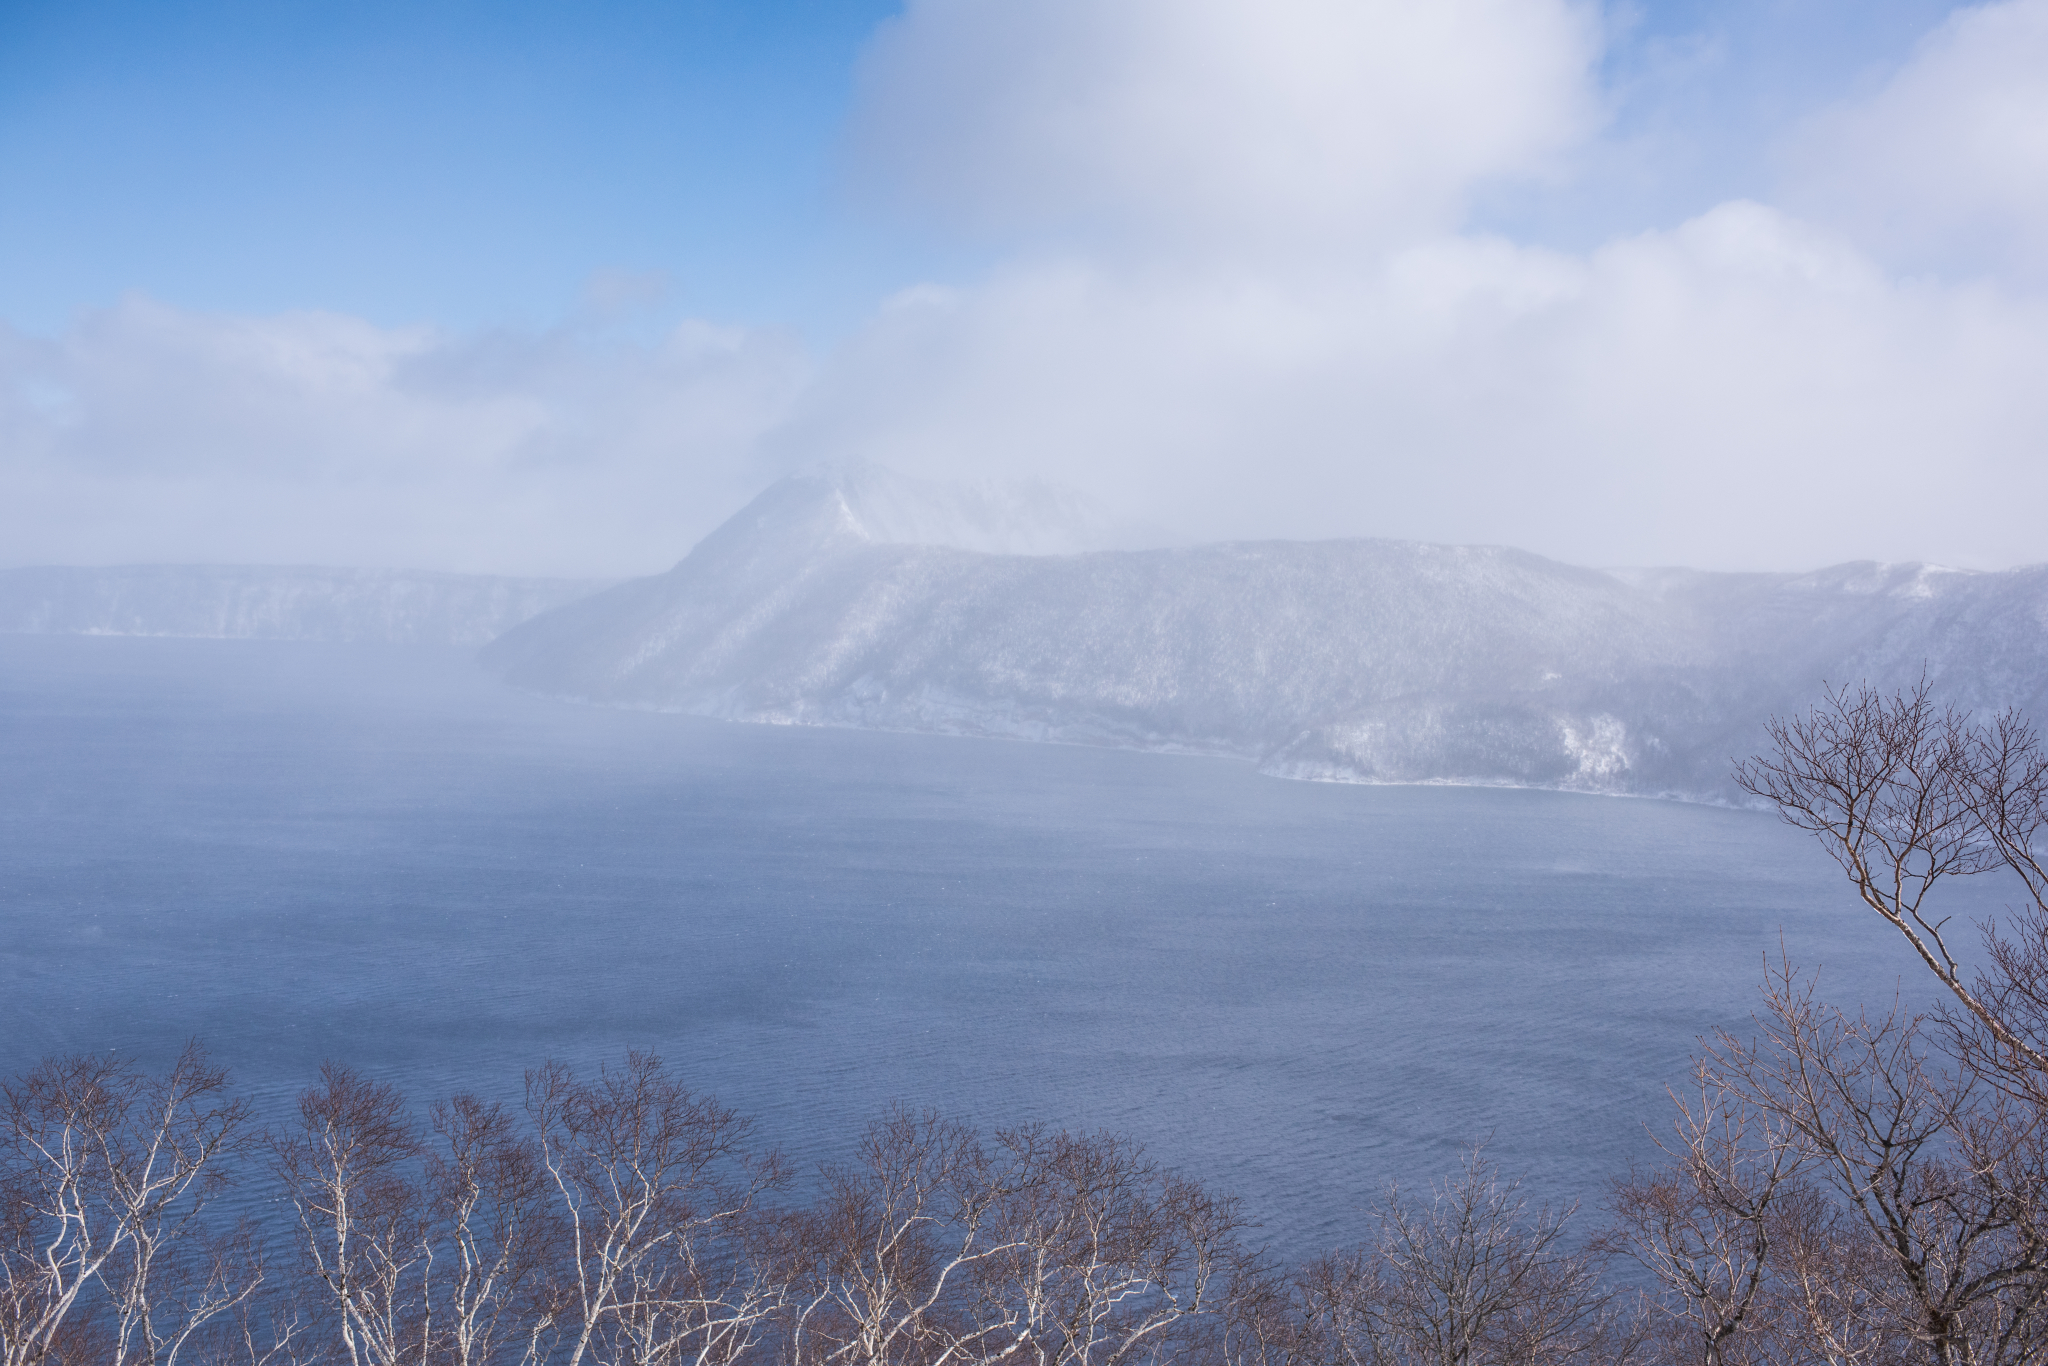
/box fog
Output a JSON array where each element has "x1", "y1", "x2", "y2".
[{"x1": 5, "y1": 0, "x2": 2048, "y2": 575}]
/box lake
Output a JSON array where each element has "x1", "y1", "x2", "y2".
[{"x1": 0, "y1": 634, "x2": 1966, "y2": 1255}]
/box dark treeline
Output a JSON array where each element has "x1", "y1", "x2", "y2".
[{"x1": 7, "y1": 682, "x2": 2048, "y2": 1366}]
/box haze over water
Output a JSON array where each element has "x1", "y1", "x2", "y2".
[{"x1": 0, "y1": 634, "x2": 1969, "y2": 1256}]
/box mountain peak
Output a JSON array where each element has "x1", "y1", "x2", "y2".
[{"x1": 822, "y1": 464, "x2": 1108, "y2": 556}]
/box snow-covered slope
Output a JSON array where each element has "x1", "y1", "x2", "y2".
[
  {"x1": 0, "y1": 566, "x2": 604, "y2": 646},
  {"x1": 483, "y1": 472, "x2": 2048, "y2": 799}
]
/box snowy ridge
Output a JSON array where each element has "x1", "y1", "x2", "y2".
[
  {"x1": 822, "y1": 464, "x2": 1117, "y2": 555},
  {"x1": 482, "y1": 472, "x2": 2048, "y2": 800},
  {"x1": 0, "y1": 565, "x2": 605, "y2": 646}
]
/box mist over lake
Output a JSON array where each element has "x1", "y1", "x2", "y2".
[{"x1": 0, "y1": 632, "x2": 1974, "y2": 1256}]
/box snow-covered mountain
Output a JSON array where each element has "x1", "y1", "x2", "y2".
[
  {"x1": 481, "y1": 471, "x2": 2048, "y2": 800},
  {"x1": 0, "y1": 565, "x2": 604, "y2": 646},
  {"x1": 801, "y1": 463, "x2": 1122, "y2": 555}
]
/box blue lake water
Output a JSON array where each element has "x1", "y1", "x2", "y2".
[{"x1": 0, "y1": 634, "x2": 1972, "y2": 1255}]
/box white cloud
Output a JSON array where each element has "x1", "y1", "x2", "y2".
[
  {"x1": 775, "y1": 200, "x2": 2048, "y2": 571},
  {"x1": 11, "y1": 1, "x2": 2048, "y2": 577},
  {"x1": 781, "y1": 0, "x2": 2048, "y2": 572},
  {"x1": 0, "y1": 297, "x2": 807, "y2": 576},
  {"x1": 1784, "y1": 0, "x2": 2048, "y2": 279},
  {"x1": 770, "y1": 0, "x2": 2048, "y2": 573},
  {"x1": 848, "y1": 0, "x2": 1601, "y2": 253}
]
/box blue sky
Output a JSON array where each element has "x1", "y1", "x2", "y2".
[
  {"x1": 0, "y1": 0, "x2": 1965, "y2": 338},
  {"x1": 3, "y1": 0, "x2": 2045, "y2": 575},
  {"x1": 0, "y1": 0, "x2": 925, "y2": 336}
]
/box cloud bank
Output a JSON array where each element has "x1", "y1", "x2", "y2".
[
  {"x1": 1785, "y1": 0, "x2": 2048, "y2": 282},
  {"x1": 847, "y1": 0, "x2": 1600, "y2": 252},
  {"x1": 791, "y1": 203, "x2": 2048, "y2": 570},
  {"x1": 6, "y1": 0, "x2": 2048, "y2": 574},
  {"x1": 0, "y1": 299, "x2": 805, "y2": 575}
]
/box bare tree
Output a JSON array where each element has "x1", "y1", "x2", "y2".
[
  {"x1": 6, "y1": 1051, "x2": 1733, "y2": 1366},
  {"x1": 424, "y1": 1095, "x2": 565, "y2": 1366},
  {"x1": 1956, "y1": 710, "x2": 2048, "y2": 1095},
  {"x1": 784, "y1": 1107, "x2": 1031, "y2": 1366},
  {"x1": 1, "y1": 1046, "x2": 254, "y2": 1366},
  {"x1": 1734, "y1": 680, "x2": 2048, "y2": 1080},
  {"x1": 1604, "y1": 1065, "x2": 1803, "y2": 1366},
  {"x1": 526, "y1": 1053, "x2": 787, "y2": 1366},
  {"x1": 1710, "y1": 964, "x2": 2048, "y2": 1366},
  {"x1": 968, "y1": 1127, "x2": 1247, "y2": 1366},
  {"x1": 272, "y1": 1065, "x2": 432, "y2": 1366},
  {"x1": 1765, "y1": 1181, "x2": 1906, "y2": 1366},
  {"x1": 784, "y1": 1113, "x2": 1247, "y2": 1366},
  {"x1": 211, "y1": 1268, "x2": 320, "y2": 1366},
  {"x1": 1293, "y1": 1246, "x2": 1388, "y2": 1366},
  {"x1": 3, "y1": 1053, "x2": 132, "y2": 1366},
  {"x1": 1302, "y1": 1149, "x2": 1636, "y2": 1366},
  {"x1": 1214, "y1": 1258, "x2": 1313, "y2": 1366},
  {"x1": 1730, "y1": 683, "x2": 2048, "y2": 1362},
  {"x1": 100, "y1": 1049, "x2": 260, "y2": 1366}
]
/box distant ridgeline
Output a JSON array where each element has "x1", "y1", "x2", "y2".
[
  {"x1": 0, "y1": 565, "x2": 605, "y2": 647},
  {"x1": 477, "y1": 469, "x2": 2048, "y2": 803},
  {"x1": 9, "y1": 470, "x2": 2046, "y2": 800}
]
